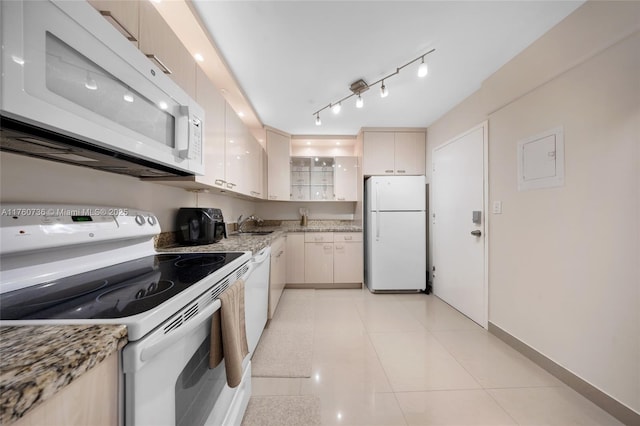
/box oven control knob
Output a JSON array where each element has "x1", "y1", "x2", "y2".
[
  {"x1": 147, "y1": 216, "x2": 157, "y2": 226},
  {"x1": 135, "y1": 215, "x2": 145, "y2": 226}
]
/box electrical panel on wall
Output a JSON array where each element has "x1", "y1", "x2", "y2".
[{"x1": 517, "y1": 126, "x2": 564, "y2": 191}]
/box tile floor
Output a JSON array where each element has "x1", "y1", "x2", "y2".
[{"x1": 252, "y1": 288, "x2": 623, "y2": 425}]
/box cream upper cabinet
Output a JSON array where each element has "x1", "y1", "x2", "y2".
[
  {"x1": 362, "y1": 132, "x2": 395, "y2": 175},
  {"x1": 363, "y1": 131, "x2": 426, "y2": 176},
  {"x1": 247, "y1": 136, "x2": 265, "y2": 199},
  {"x1": 195, "y1": 66, "x2": 225, "y2": 188},
  {"x1": 223, "y1": 103, "x2": 265, "y2": 197},
  {"x1": 334, "y1": 156, "x2": 358, "y2": 201},
  {"x1": 88, "y1": 0, "x2": 139, "y2": 48},
  {"x1": 286, "y1": 233, "x2": 305, "y2": 284},
  {"x1": 394, "y1": 132, "x2": 426, "y2": 175},
  {"x1": 224, "y1": 102, "x2": 248, "y2": 195},
  {"x1": 266, "y1": 129, "x2": 291, "y2": 200},
  {"x1": 138, "y1": 1, "x2": 196, "y2": 99},
  {"x1": 333, "y1": 233, "x2": 363, "y2": 284}
]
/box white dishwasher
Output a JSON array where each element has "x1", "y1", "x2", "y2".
[{"x1": 244, "y1": 246, "x2": 271, "y2": 356}]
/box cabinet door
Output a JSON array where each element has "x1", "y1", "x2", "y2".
[
  {"x1": 305, "y1": 243, "x2": 334, "y2": 284},
  {"x1": 286, "y1": 233, "x2": 305, "y2": 284},
  {"x1": 88, "y1": 0, "x2": 139, "y2": 48},
  {"x1": 334, "y1": 242, "x2": 363, "y2": 283},
  {"x1": 247, "y1": 136, "x2": 265, "y2": 198},
  {"x1": 195, "y1": 67, "x2": 226, "y2": 188},
  {"x1": 266, "y1": 130, "x2": 291, "y2": 200},
  {"x1": 394, "y1": 132, "x2": 426, "y2": 175},
  {"x1": 334, "y1": 156, "x2": 358, "y2": 201},
  {"x1": 269, "y1": 237, "x2": 286, "y2": 319},
  {"x1": 224, "y1": 102, "x2": 248, "y2": 194},
  {"x1": 363, "y1": 132, "x2": 395, "y2": 176},
  {"x1": 139, "y1": 1, "x2": 196, "y2": 98}
]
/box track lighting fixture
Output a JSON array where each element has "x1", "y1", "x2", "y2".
[{"x1": 312, "y1": 48, "x2": 435, "y2": 124}]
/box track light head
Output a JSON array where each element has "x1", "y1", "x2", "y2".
[
  {"x1": 315, "y1": 113, "x2": 321, "y2": 126},
  {"x1": 356, "y1": 94, "x2": 363, "y2": 108},
  {"x1": 418, "y1": 56, "x2": 428, "y2": 78},
  {"x1": 332, "y1": 103, "x2": 341, "y2": 114},
  {"x1": 380, "y1": 81, "x2": 388, "y2": 98}
]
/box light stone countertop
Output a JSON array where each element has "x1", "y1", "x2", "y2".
[
  {"x1": 157, "y1": 220, "x2": 363, "y2": 255},
  {"x1": 0, "y1": 325, "x2": 127, "y2": 424}
]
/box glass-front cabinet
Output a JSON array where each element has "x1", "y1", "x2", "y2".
[{"x1": 290, "y1": 157, "x2": 335, "y2": 201}]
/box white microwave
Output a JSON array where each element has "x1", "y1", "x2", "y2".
[{"x1": 0, "y1": 0, "x2": 204, "y2": 177}]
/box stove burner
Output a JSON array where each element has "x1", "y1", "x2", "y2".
[
  {"x1": 175, "y1": 254, "x2": 225, "y2": 268},
  {"x1": 155, "y1": 254, "x2": 181, "y2": 263},
  {"x1": 97, "y1": 280, "x2": 174, "y2": 304}
]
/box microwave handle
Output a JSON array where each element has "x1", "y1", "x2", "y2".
[{"x1": 177, "y1": 105, "x2": 201, "y2": 160}]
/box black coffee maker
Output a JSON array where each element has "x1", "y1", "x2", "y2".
[{"x1": 175, "y1": 208, "x2": 227, "y2": 245}]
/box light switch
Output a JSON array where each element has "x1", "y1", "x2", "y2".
[{"x1": 492, "y1": 201, "x2": 502, "y2": 214}]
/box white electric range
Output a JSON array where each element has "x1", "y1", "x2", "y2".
[{"x1": 0, "y1": 204, "x2": 253, "y2": 426}]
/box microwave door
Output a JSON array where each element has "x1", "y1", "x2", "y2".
[{"x1": 1, "y1": 0, "x2": 203, "y2": 175}]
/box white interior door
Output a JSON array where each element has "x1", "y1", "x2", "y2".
[{"x1": 432, "y1": 122, "x2": 488, "y2": 327}]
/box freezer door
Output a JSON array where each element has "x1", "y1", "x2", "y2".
[
  {"x1": 366, "y1": 211, "x2": 426, "y2": 291},
  {"x1": 368, "y1": 176, "x2": 425, "y2": 211}
]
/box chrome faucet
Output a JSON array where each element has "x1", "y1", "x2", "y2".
[{"x1": 237, "y1": 214, "x2": 263, "y2": 233}]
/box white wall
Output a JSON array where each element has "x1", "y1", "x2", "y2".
[
  {"x1": 427, "y1": 1, "x2": 639, "y2": 413},
  {"x1": 0, "y1": 152, "x2": 256, "y2": 231}
]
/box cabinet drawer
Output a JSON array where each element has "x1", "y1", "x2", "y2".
[
  {"x1": 304, "y1": 232, "x2": 333, "y2": 243},
  {"x1": 334, "y1": 232, "x2": 362, "y2": 243}
]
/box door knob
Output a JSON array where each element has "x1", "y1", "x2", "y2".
[{"x1": 470, "y1": 230, "x2": 482, "y2": 237}]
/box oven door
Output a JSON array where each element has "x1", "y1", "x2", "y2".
[
  {"x1": 0, "y1": 0, "x2": 204, "y2": 175},
  {"x1": 122, "y1": 297, "x2": 251, "y2": 426}
]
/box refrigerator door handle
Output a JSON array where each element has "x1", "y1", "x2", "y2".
[{"x1": 376, "y1": 184, "x2": 381, "y2": 239}]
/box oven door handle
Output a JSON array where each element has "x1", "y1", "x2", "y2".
[{"x1": 133, "y1": 299, "x2": 222, "y2": 369}]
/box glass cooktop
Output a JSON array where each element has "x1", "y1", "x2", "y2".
[{"x1": 0, "y1": 252, "x2": 245, "y2": 320}]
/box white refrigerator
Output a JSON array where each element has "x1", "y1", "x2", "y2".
[{"x1": 365, "y1": 176, "x2": 427, "y2": 291}]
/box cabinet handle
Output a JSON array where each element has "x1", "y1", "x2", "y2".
[
  {"x1": 337, "y1": 197, "x2": 345, "y2": 201},
  {"x1": 145, "y1": 54, "x2": 173, "y2": 75},
  {"x1": 269, "y1": 195, "x2": 278, "y2": 200},
  {"x1": 324, "y1": 245, "x2": 332, "y2": 250},
  {"x1": 100, "y1": 11, "x2": 137, "y2": 42},
  {"x1": 344, "y1": 236, "x2": 352, "y2": 240},
  {"x1": 385, "y1": 169, "x2": 394, "y2": 173},
  {"x1": 214, "y1": 179, "x2": 226, "y2": 186},
  {"x1": 226, "y1": 182, "x2": 236, "y2": 189},
  {"x1": 335, "y1": 245, "x2": 344, "y2": 249},
  {"x1": 396, "y1": 170, "x2": 406, "y2": 173}
]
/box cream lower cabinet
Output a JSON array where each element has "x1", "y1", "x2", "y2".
[
  {"x1": 268, "y1": 236, "x2": 286, "y2": 319},
  {"x1": 286, "y1": 233, "x2": 305, "y2": 284},
  {"x1": 14, "y1": 352, "x2": 119, "y2": 426},
  {"x1": 334, "y1": 233, "x2": 363, "y2": 283},
  {"x1": 304, "y1": 233, "x2": 334, "y2": 284},
  {"x1": 286, "y1": 232, "x2": 363, "y2": 288}
]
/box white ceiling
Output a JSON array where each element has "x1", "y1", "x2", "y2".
[{"x1": 191, "y1": 1, "x2": 584, "y2": 136}]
